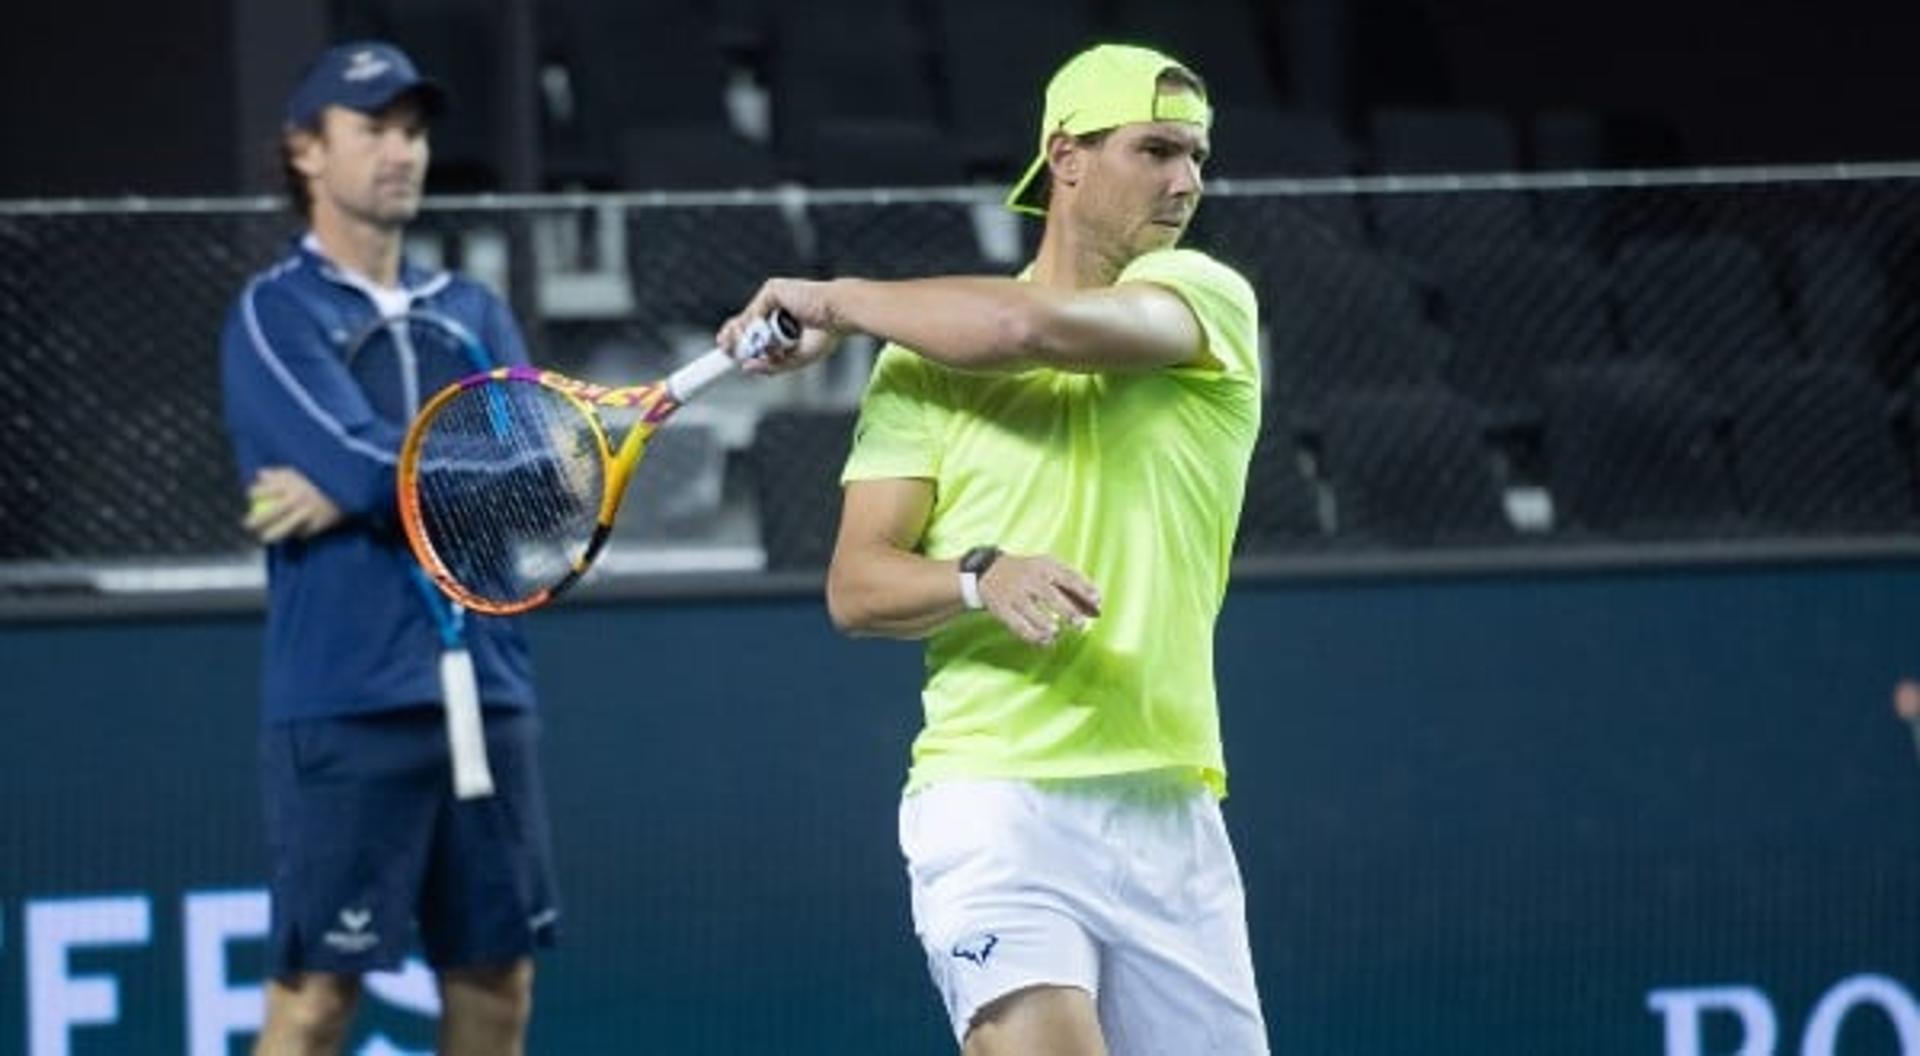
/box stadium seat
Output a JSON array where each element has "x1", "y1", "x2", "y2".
[
  {"x1": 1435, "y1": 243, "x2": 1617, "y2": 421},
  {"x1": 384, "y1": 0, "x2": 501, "y2": 189},
  {"x1": 624, "y1": 204, "x2": 810, "y2": 331},
  {"x1": 540, "y1": 318, "x2": 678, "y2": 381},
  {"x1": 766, "y1": 0, "x2": 940, "y2": 170},
  {"x1": 1320, "y1": 387, "x2": 1512, "y2": 546},
  {"x1": 1187, "y1": 193, "x2": 1369, "y2": 291},
  {"x1": 1368, "y1": 190, "x2": 1539, "y2": 267},
  {"x1": 1236, "y1": 403, "x2": 1326, "y2": 553},
  {"x1": 1540, "y1": 361, "x2": 1744, "y2": 539},
  {"x1": 620, "y1": 423, "x2": 729, "y2": 540},
  {"x1": 0, "y1": 221, "x2": 53, "y2": 558},
  {"x1": 1103, "y1": 0, "x2": 1282, "y2": 107},
  {"x1": 1368, "y1": 108, "x2": 1520, "y2": 174},
  {"x1": 798, "y1": 119, "x2": 967, "y2": 188},
  {"x1": 1206, "y1": 107, "x2": 1360, "y2": 179},
  {"x1": 932, "y1": 0, "x2": 1098, "y2": 177},
  {"x1": 705, "y1": 0, "x2": 775, "y2": 54},
  {"x1": 1528, "y1": 110, "x2": 1607, "y2": 171},
  {"x1": 1531, "y1": 184, "x2": 1615, "y2": 252},
  {"x1": 748, "y1": 409, "x2": 857, "y2": 570},
  {"x1": 809, "y1": 199, "x2": 999, "y2": 280},
  {"x1": 1788, "y1": 228, "x2": 1920, "y2": 389},
  {"x1": 1364, "y1": 107, "x2": 1534, "y2": 259},
  {"x1": 4, "y1": 212, "x2": 279, "y2": 557},
  {"x1": 546, "y1": 0, "x2": 741, "y2": 187},
  {"x1": 1263, "y1": 246, "x2": 1450, "y2": 417},
  {"x1": 1724, "y1": 361, "x2": 1914, "y2": 533},
  {"x1": 618, "y1": 125, "x2": 780, "y2": 191},
  {"x1": 1611, "y1": 233, "x2": 1799, "y2": 380}
]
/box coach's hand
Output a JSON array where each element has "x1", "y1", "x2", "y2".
[
  {"x1": 722, "y1": 278, "x2": 843, "y2": 376},
  {"x1": 244, "y1": 467, "x2": 344, "y2": 544},
  {"x1": 979, "y1": 553, "x2": 1102, "y2": 648}
]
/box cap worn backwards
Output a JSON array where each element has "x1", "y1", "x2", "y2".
[
  {"x1": 1005, "y1": 43, "x2": 1212, "y2": 216},
  {"x1": 284, "y1": 41, "x2": 446, "y2": 129}
]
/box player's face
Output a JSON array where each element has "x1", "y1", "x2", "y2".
[
  {"x1": 297, "y1": 97, "x2": 431, "y2": 229},
  {"x1": 1076, "y1": 107, "x2": 1208, "y2": 257}
]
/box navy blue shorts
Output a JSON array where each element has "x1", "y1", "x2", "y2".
[{"x1": 260, "y1": 707, "x2": 561, "y2": 977}]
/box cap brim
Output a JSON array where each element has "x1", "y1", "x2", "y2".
[
  {"x1": 1004, "y1": 150, "x2": 1049, "y2": 216},
  {"x1": 337, "y1": 76, "x2": 448, "y2": 120},
  {"x1": 381, "y1": 77, "x2": 448, "y2": 118}
]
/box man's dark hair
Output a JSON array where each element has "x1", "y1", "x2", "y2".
[
  {"x1": 1034, "y1": 129, "x2": 1111, "y2": 210},
  {"x1": 277, "y1": 118, "x2": 322, "y2": 221}
]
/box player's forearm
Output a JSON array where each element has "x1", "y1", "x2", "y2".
[
  {"x1": 825, "y1": 276, "x2": 1199, "y2": 373},
  {"x1": 826, "y1": 542, "x2": 967, "y2": 639},
  {"x1": 826, "y1": 277, "x2": 1063, "y2": 372}
]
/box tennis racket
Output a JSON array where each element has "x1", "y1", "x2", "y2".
[
  {"x1": 398, "y1": 309, "x2": 800, "y2": 615},
  {"x1": 346, "y1": 308, "x2": 499, "y2": 798}
]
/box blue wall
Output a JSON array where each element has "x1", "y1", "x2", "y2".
[{"x1": 3, "y1": 564, "x2": 1919, "y2": 1054}]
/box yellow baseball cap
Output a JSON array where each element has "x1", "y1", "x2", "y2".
[{"x1": 1005, "y1": 43, "x2": 1213, "y2": 216}]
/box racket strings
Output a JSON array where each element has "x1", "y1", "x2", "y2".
[{"x1": 412, "y1": 380, "x2": 606, "y2": 606}]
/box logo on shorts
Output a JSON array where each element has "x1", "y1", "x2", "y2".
[
  {"x1": 951, "y1": 932, "x2": 999, "y2": 967},
  {"x1": 323, "y1": 906, "x2": 380, "y2": 954}
]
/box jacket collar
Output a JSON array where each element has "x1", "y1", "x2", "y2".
[{"x1": 296, "y1": 232, "x2": 453, "y2": 301}]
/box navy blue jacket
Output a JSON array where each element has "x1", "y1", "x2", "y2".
[{"x1": 220, "y1": 239, "x2": 537, "y2": 723}]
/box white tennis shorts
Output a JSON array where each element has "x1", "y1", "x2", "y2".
[{"x1": 900, "y1": 771, "x2": 1270, "y2": 1054}]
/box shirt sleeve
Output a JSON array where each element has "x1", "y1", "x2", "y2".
[
  {"x1": 219, "y1": 278, "x2": 403, "y2": 527},
  {"x1": 1116, "y1": 248, "x2": 1261, "y2": 380},
  {"x1": 841, "y1": 343, "x2": 941, "y2": 483}
]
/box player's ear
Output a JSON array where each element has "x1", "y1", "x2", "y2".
[
  {"x1": 1046, "y1": 131, "x2": 1084, "y2": 191},
  {"x1": 284, "y1": 123, "x2": 325, "y2": 179}
]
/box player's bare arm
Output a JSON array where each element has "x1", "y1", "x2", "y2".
[
  {"x1": 829, "y1": 478, "x2": 1101, "y2": 646},
  {"x1": 728, "y1": 275, "x2": 1212, "y2": 376},
  {"x1": 826, "y1": 478, "x2": 954, "y2": 639}
]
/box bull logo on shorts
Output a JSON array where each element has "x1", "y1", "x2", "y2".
[{"x1": 951, "y1": 932, "x2": 999, "y2": 966}]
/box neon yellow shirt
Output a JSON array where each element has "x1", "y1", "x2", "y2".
[{"x1": 841, "y1": 248, "x2": 1261, "y2": 796}]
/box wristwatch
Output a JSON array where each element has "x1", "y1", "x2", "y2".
[{"x1": 957, "y1": 545, "x2": 1002, "y2": 611}]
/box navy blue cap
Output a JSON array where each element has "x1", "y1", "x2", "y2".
[{"x1": 283, "y1": 41, "x2": 446, "y2": 129}]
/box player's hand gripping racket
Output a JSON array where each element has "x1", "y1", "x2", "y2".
[{"x1": 398, "y1": 310, "x2": 801, "y2": 615}]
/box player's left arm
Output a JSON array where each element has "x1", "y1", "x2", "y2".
[{"x1": 827, "y1": 477, "x2": 1101, "y2": 645}]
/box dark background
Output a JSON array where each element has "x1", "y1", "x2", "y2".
[
  {"x1": 7, "y1": 0, "x2": 1920, "y2": 198},
  {"x1": 6, "y1": 2, "x2": 1920, "y2": 1052}
]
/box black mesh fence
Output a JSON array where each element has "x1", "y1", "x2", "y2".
[
  {"x1": 5, "y1": 171, "x2": 1920, "y2": 599},
  {"x1": 0, "y1": 210, "x2": 291, "y2": 562}
]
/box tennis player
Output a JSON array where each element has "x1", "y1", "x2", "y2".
[
  {"x1": 219, "y1": 42, "x2": 557, "y2": 1056},
  {"x1": 724, "y1": 42, "x2": 1269, "y2": 1056}
]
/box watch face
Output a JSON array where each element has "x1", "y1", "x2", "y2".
[{"x1": 960, "y1": 546, "x2": 999, "y2": 574}]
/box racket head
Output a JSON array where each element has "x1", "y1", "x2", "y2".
[{"x1": 399, "y1": 367, "x2": 621, "y2": 615}]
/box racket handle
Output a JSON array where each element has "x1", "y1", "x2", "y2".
[
  {"x1": 667, "y1": 309, "x2": 803, "y2": 402},
  {"x1": 440, "y1": 649, "x2": 496, "y2": 799}
]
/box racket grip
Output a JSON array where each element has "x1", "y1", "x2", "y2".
[
  {"x1": 440, "y1": 649, "x2": 496, "y2": 799},
  {"x1": 743, "y1": 309, "x2": 803, "y2": 358},
  {"x1": 667, "y1": 309, "x2": 803, "y2": 402}
]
